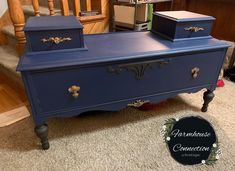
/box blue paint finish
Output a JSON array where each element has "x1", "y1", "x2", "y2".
[
  {"x1": 175, "y1": 21, "x2": 213, "y2": 39},
  {"x1": 37, "y1": 84, "x2": 213, "y2": 120},
  {"x1": 26, "y1": 50, "x2": 223, "y2": 116},
  {"x1": 16, "y1": 13, "x2": 230, "y2": 148},
  {"x1": 24, "y1": 16, "x2": 84, "y2": 52},
  {"x1": 17, "y1": 32, "x2": 229, "y2": 71},
  {"x1": 26, "y1": 29, "x2": 84, "y2": 52},
  {"x1": 20, "y1": 44, "x2": 228, "y2": 126},
  {"x1": 17, "y1": 31, "x2": 229, "y2": 123},
  {"x1": 21, "y1": 73, "x2": 47, "y2": 126}
]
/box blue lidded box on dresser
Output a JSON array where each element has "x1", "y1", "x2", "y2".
[
  {"x1": 24, "y1": 16, "x2": 85, "y2": 52},
  {"x1": 17, "y1": 12, "x2": 229, "y2": 150},
  {"x1": 151, "y1": 11, "x2": 215, "y2": 41}
]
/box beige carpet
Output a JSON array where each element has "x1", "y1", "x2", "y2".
[{"x1": 0, "y1": 80, "x2": 235, "y2": 171}]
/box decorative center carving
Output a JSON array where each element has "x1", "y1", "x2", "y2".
[{"x1": 108, "y1": 59, "x2": 170, "y2": 80}]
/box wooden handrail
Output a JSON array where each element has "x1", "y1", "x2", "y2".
[
  {"x1": 32, "y1": 0, "x2": 40, "y2": 16},
  {"x1": 80, "y1": 14, "x2": 106, "y2": 24},
  {"x1": 60, "y1": 0, "x2": 107, "y2": 23},
  {"x1": 7, "y1": 0, "x2": 26, "y2": 56}
]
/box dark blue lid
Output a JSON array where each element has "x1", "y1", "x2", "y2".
[
  {"x1": 24, "y1": 16, "x2": 83, "y2": 31},
  {"x1": 154, "y1": 11, "x2": 215, "y2": 22}
]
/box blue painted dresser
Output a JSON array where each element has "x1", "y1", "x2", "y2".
[{"x1": 17, "y1": 11, "x2": 229, "y2": 150}]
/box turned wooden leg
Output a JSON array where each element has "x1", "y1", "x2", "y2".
[
  {"x1": 35, "y1": 124, "x2": 50, "y2": 150},
  {"x1": 201, "y1": 90, "x2": 215, "y2": 112}
]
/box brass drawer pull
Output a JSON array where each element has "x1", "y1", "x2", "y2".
[
  {"x1": 68, "y1": 85, "x2": 80, "y2": 98},
  {"x1": 192, "y1": 67, "x2": 200, "y2": 79},
  {"x1": 184, "y1": 27, "x2": 204, "y2": 33},
  {"x1": 127, "y1": 100, "x2": 150, "y2": 108},
  {"x1": 41, "y1": 37, "x2": 72, "y2": 44}
]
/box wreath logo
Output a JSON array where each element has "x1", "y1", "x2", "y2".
[{"x1": 161, "y1": 116, "x2": 221, "y2": 165}]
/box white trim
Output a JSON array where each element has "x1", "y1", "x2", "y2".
[{"x1": 0, "y1": 0, "x2": 8, "y2": 17}]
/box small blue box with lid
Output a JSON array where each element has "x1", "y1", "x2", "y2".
[
  {"x1": 24, "y1": 16, "x2": 85, "y2": 52},
  {"x1": 151, "y1": 11, "x2": 215, "y2": 41}
]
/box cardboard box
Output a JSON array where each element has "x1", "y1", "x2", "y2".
[{"x1": 114, "y1": 4, "x2": 148, "y2": 26}]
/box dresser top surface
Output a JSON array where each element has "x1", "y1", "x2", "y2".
[{"x1": 17, "y1": 31, "x2": 228, "y2": 71}]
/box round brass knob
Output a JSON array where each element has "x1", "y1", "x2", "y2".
[
  {"x1": 192, "y1": 67, "x2": 200, "y2": 79},
  {"x1": 68, "y1": 85, "x2": 80, "y2": 98}
]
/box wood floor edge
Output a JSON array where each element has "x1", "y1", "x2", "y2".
[{"x1": 0, "y1": 106, "x2": 30, "y2": 127}]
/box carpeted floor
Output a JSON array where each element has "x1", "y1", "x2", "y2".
[{"x1": 0, "y1": 80, "x2": 235, "y2": 171}]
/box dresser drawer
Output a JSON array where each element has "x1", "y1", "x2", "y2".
[
  {"x1": 28, "y1": 50, "x2": 223, "y2": 115},
  {"x1": 173, "y1": 21, "x2": 213, "y2": 40},
  {"x1": 26, "y1": 29, "x2": 84, "y2": 52}
]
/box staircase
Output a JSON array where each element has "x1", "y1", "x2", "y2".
[
  {"x1": 0, "y1": 0, "x2": 109, "y2": 87},
  {"x1": 0, "y1": 2, "x2": 61, "y2": 85}
]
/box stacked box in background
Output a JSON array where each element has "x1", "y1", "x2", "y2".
[{"x1": 114, "y1": 3, "x2": 149, "y2": 31}]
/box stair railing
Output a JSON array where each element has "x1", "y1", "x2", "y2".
[
  {"x1": 60, "y1": 0, "x2": 106, "y2": 23},
  {"x1": 7, "y1": 0, "x2": 26, "y2": 56}
]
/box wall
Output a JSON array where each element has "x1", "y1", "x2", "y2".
[
  {"x1": 171, "y1": 0, "x2": 235, "y2": 42},
  {"x1": 0, "y1": 0, "x2": 8, "y2": 17}
]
